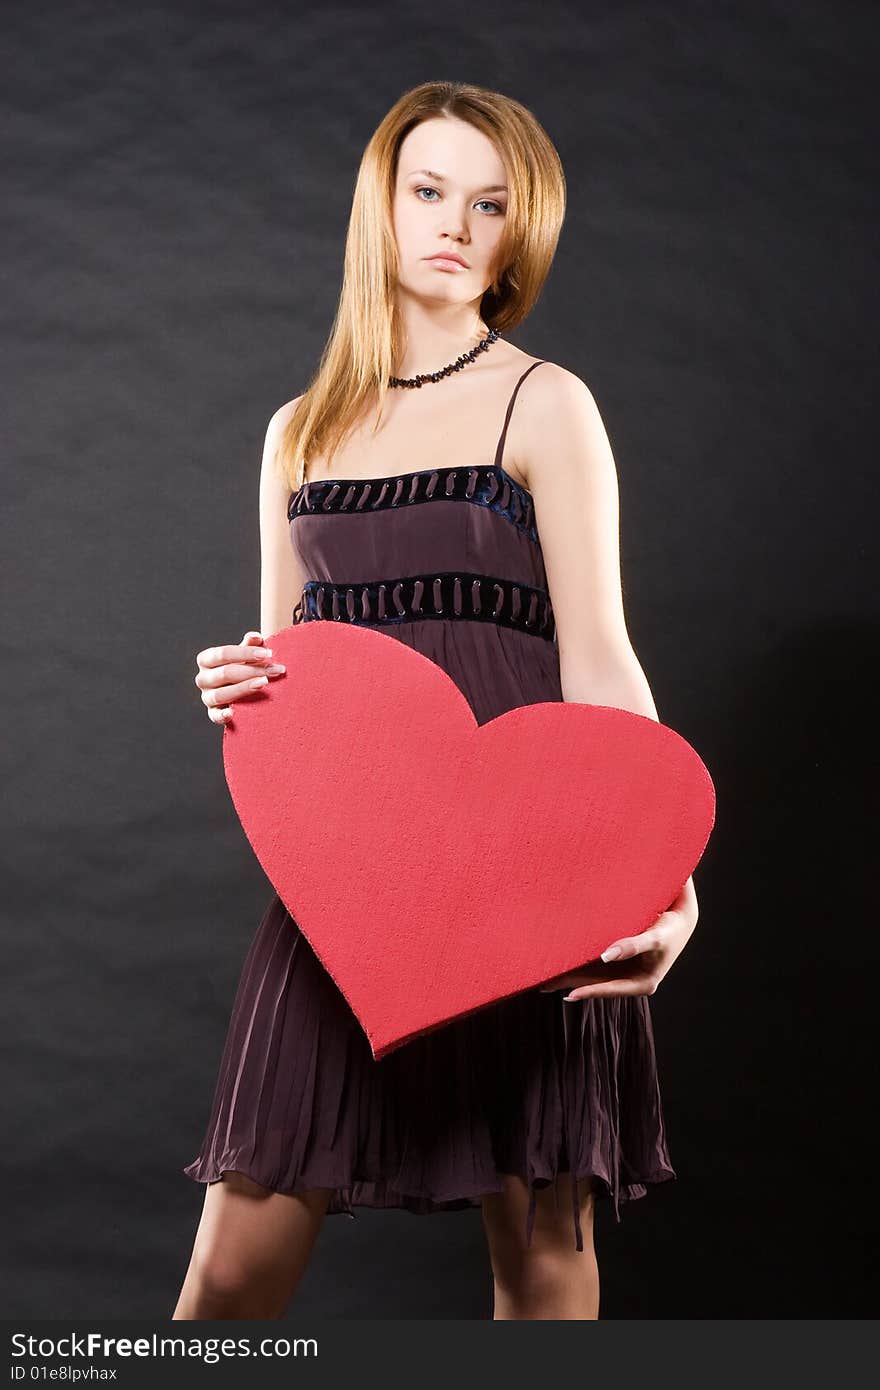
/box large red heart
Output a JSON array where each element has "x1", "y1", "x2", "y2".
[{"x1": 223, "y1": 622, "x2": 715, "y2": 1060}]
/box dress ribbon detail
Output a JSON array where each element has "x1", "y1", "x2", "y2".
[
  {"x1": 288, "y1": 464, "x2": 539, "y2": 545},
  {"x1": 291, "y1": 569, "x2": 556, "y2": 644}
]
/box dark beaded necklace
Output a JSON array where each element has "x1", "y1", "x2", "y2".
[{"x1": 389, "y1": 327, "x2": 501, "y2": 388}]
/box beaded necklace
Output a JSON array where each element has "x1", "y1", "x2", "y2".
[{"x1": 389, "y1": 328, "x2": 501, "y2": 388}]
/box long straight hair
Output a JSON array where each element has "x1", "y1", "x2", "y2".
[{"x1": 274, "y1": 81, "x2": 567, "y2": 493}]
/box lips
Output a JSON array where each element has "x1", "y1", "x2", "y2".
[{"x1": 426, "y1": 254, "x2": 468, "y2": 268}]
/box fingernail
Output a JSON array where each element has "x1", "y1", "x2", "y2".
[
  {"x1": 601, "y1": 946, "x2": 622, "y2": 962},
  {"x1": 251, "y1": 675, "x2": 268, "y2": 688}
]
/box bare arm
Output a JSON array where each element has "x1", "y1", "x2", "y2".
[
  {"x1": 258, "y1": 397, "x2": 309, "y2": 638},
  {"x1": 520, "y1": 365, "x2": 698, "y2": 929},
  {"x1": 193, "y1": 400, "x2": 306, "y2": 724},
  {"x1": 516, "y1": 365, "x2": 654, "y2": 709}
]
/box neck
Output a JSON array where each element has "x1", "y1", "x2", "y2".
[{"x1": 393, "y1": 292, "x2": 489, "y2": 378}]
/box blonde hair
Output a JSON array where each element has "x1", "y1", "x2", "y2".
[{"x1": 275, "y1": 80, "x2": 567, "y2": 493}]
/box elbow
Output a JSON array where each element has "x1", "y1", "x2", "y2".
[
  {"x1": 558, "y1": 636, "x2": 637, "y2": 695},
  {"x1": 559, "y1": 644, "x2": 658, "y2": 721}
]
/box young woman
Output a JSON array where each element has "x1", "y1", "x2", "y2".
[{"x1": 175, "y1": 80, "x2": 700, "y2": 1321}]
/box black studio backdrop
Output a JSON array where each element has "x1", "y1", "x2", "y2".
[{"x1": 2, "y1": 0, "x2": 876, "y2": 1320}]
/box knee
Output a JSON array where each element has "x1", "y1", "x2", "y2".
[
  {"x1": 185, "y1": 1227, "x2": 293, "y2": 1319},
  {"x1": 494, "y1": 1239, "x2": 593, "y2": 1296},
  {"x1": 189, "y1": 1248, "x2": 266, "y2": 1315}
]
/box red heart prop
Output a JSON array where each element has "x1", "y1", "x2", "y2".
[{"x1": 223, "y1": 622, "x2": 715, "y2": 1060}]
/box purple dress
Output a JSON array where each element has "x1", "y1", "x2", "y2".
[{"x1": 183, "y1": 360, "x2": 676, "y2": 1251}]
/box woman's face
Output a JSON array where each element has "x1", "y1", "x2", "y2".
[{"x1": 391, "y1": 115, "x2": 509, "y2": 307}]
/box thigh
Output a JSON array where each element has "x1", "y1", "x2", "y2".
[{"x1": 481, "y1": 1172, "x2": 596, "y2": 1263}]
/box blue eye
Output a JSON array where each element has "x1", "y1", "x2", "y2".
[{"x1": 415, "y1": 187, "x2": 503, "y2": 214}]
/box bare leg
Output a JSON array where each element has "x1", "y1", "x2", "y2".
[
  {"x1": 173, "y1": 1171, "x2": 335, "y2": 1320},
  {"x1": 481, "y1": 1173, "x2": 600, "y2": 1320}
]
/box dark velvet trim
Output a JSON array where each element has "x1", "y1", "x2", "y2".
[
  {"x1": 291, "y1": 569, "x2": 556, "y2": 644},
  {"x1": 287, "y1": 464, "x2": 539, "y2": 544}
]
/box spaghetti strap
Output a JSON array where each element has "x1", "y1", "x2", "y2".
[{"x1": 493, "y1": 360, "x2": 548, "y2": 471}]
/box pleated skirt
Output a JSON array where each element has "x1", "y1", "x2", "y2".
[{"x1": 183, "y1": 892, "x2": 676, "y2": 1252}]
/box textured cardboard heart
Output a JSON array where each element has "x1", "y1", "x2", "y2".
[{"x1": 223, "y1": 622, "x2": 715, "y2": 1059}]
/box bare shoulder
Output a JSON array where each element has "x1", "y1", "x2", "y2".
[
  {"x1": 259, "y1": 393, "x2": 305, "y2": 485},
  {"x1": 519, "y1": 359, "x2": 600, "y2": 424},
  {"x1": 274, "y1": 392, "x2": 304, "y2": 423},
  {"x1": 264, "y1": 393, "x2": 304, "y2": 448},
  {"x1": 513, "y1": 361, "x2": 610, "y2": 495}
]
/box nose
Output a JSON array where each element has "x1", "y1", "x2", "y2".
[{"x1": 439, "y1": 202, "x2": 469, "y2": 242}]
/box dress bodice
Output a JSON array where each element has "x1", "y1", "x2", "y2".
[{"x1": 286, "y1": 361, "x2": 557, "y2": 647}]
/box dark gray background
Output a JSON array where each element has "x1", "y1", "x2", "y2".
[{"x1": 3, "y1": 0, "x2": 876, "y2": 1318}]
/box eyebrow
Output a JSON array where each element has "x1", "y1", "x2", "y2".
[{"x1": 406, "y1": 167, "x2": 508, "y2": 194}]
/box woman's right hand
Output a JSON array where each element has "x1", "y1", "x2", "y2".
[{"x1": 194, "y1": 629, "x2": 287, "y2": 726}]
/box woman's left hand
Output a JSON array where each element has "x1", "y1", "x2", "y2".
[{"x1": 537, "y1": 905, "x2": 699, "y2": 1001}]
